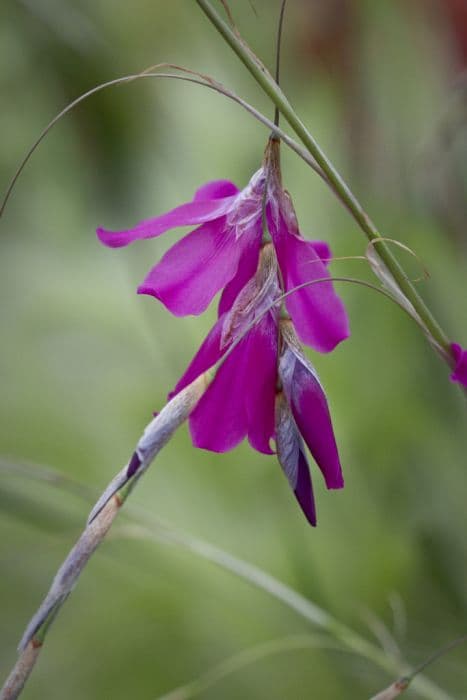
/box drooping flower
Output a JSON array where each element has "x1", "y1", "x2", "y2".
[
  {"x1": 450, "y1": 343, "x2": 467, "y2": 387},
  {"x1": 98, "y1": 137, "x2": 349, "y2": 524},
  {"x1": 169, "y1": 241, "x2": 344, "y2": 525},
  {"x1": 97, "y1": 138, "x2": 349, "y2": 354}
]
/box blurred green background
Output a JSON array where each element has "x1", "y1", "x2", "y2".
[{"x1": 1, "y1": 1, "x2": 467, "y2": 698}]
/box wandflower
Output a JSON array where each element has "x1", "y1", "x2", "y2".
[{"x1": 98, "y1": 138, "x2": 349, "y2": 524}]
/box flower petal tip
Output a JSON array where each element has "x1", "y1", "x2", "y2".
[
  {"x1": 96, "y1": 226, "x2": 126, "y2": 249},
  {"x1": 326, "y1": 473, "x2": 345, "y2": 490},
  {"x1": 248, "y1": 440, "x2": 275, "y2": 456},
  {"x1": 136, "y1": 283, "x2": 160, "y2": 299},
  {"x1": 318, "y1": 323, "x2": 351, "y2": 355},
  {"x1": 194, "y1": 180, "x2": 239, "y2": 201}
]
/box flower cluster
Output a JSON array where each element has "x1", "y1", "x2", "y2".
[{"x1": 98, "y1": 138, "x2": 349, "y2": 524}]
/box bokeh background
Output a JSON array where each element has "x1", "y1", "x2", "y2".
[{"x1": 1, "y1": 1, "x2": 467, "y2": 698}]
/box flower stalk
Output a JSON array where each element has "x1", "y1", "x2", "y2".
[
  {"x1": 0, "y1": 492, "x2": 121, "y2": 700},
  {"x1": 0, "y1": 372, "x2": 212, "y2": 700},
  {"x1": 0, "y1": 642, "x2": 42, "y2": 700},
  {"x1": 370, "y1": 679, "x2": 410, "y2": 700},
  {"x1": 195, "y1": 0, "x2": 453, "y2": 367}
]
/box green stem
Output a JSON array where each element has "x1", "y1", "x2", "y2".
[{"x1": 195, "y1": 0, "x2": 452, "y2": 362}]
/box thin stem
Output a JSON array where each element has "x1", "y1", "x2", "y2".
[
  {"x1": 0, "y1": 494, "x2": 121, "y2": 700},
  {"x1": 409, "y1": 635, "x2": 467, "y2": 680},
  {"x1": 274, "y1": 0, "x2": 287, "y2": 127},
  {"x1": 219, "y1": 0, "x2": 238, "y2": 32},
  {"x1": 0, "y1": 66, "x2": 325, "y2": 218},
  {"x1": 370, "y1": 679, "x2": 410, "y2": 699},
  {"x1": 195, "y1": 0, "x2": 453, "y2": 364},
  {"x1": 0, "y1": 373, "x2": 211, "y2": 700},
  {"x1": 0, "y1": 643, "x2": 41, "y2": 700},
  {"x1": 370, "y1": 635, "x2": 467, "y2": 699},
  {"x1": 217, "y1": 274, "x2": 427, "y2": 375}
]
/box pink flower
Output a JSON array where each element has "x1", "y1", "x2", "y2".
[
  {"x1": 98, "y1": 139, "x2": 349, "y2": 524},
  {"x1": 97, "y1": 139, "x2": 349, "y2": 353},
  {"x1": 450, "y1": 343, "x2": 467, "y2": 387},
  {"x1": 169, "y1": 244, "x2": 343, "y2": 525}
]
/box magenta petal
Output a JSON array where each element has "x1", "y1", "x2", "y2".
[
  {"x1": 451, "y1": 343, "x2": 467, "y2": 387},
  {"x1": 194, "y1": 180, "x2": 239, "y2": 201},
  {"x1": 169, "y1": 317, "x2": 224, "y2": 399},
  {"x1": 244, "y1": 315, "x2": 277, "y2": 455},
  {"x1": 288, "y1": 353, "x2": 343, "y2": 490},
  {"x1": 310, "y1": 240, "x2": 332, "y2": 266},
  {"x1": 138, "y1": 219, "x2": 243, "y2": 316},
  {"x1": 189, "y1": 339, "x2": 248, "y2": 453},
  {"x1": 273, "y1": 223, "x2": 349, "y2": 353},
  {"x1": 218, "y1": 237, "x2": 261, "y2": 315},
  {"x1": 97, "y1": 195, "x2": 236, "y2": 249}
]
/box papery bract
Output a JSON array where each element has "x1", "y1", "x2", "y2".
[{"x1": 275, "y1": 390, "x2": 317, "y2": 526}]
